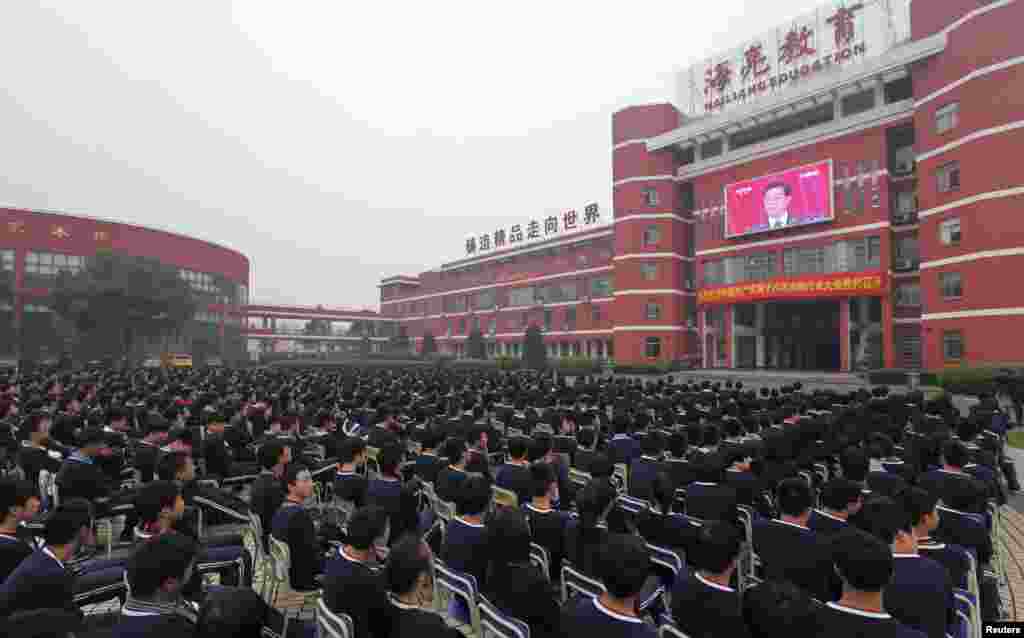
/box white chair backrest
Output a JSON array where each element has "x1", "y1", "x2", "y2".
[
  {"x1": 659, "y1": 623, "x2": 692, "y2": 638},
  {"x1": 316, "y1": 598, "x2": 354, "y2": 638},
  {"x1": 479, "y1": 595, "x2": 531, "y2": 638},
  {"x1": 269, "y1": 535, "x2": 293, "y2": 585}
]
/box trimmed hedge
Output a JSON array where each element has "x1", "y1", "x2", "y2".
[{"x1": 929, "y1": 366, "x2": 1024, "y2": 396}]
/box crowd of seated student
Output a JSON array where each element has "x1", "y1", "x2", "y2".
[{"x1": 0, "y1": 365, "x2": 1018, "y2": 637}]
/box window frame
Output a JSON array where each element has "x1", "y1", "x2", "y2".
[
  {"x1": 939, "y1": 271, "x2": 963, "y2": 300},
  {"x1": 640, "y1": 263, "x2": 658, "y2": 281},
  {"x1": 935, "y1": 161, "x2": 961, "y2": 193},
  {"x1": 943, "y1": 330, "x2": 964, "y2": 361},
  {"x1": 939, "y1": 218, "x2": 962, "y2": 246},
  {"x1": 642, "y1": 225, "x2": 661, "y2": 248},
  {"x1": 935, "y1": 102, "x2": 959, "y2": 134},
  {"x1": 645, "y1": 301, "x2": 662, "y2": 321},
  {"x1": 641, "y1": 187, "x2": 660, "y2": 207},
  {"x1": 644, "y1": 336, "x2": 662, "y2": 358}
]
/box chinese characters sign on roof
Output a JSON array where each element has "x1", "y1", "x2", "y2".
[
  {"x1": 677, "y1": 0, "x2": 910, "y2": 117},
  {"x1": 463, "y1": 203, "x2": 603, "y2": 257}
]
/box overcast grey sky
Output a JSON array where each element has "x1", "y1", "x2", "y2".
[{"x1": 0, "y1": 0, "x2": 825, "y2": 309}]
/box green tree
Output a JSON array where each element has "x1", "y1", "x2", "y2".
[
  {"x1": 421, "y1": 332, "x2": 437, "y2": 357},
  {"x1": 52, "y1": 251, "x2": 197, "y2": 363},
  {"x1": 523, "y1": 324, "x2": 547, "y2": 370},
  {"x1": 466, "y1": 328, "x2": 486, "y2": 359}
]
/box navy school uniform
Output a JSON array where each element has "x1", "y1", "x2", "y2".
[
  {"x1": 365, "y1": 477, "x2": 420, "y2": 544},
  {"x1": 441, "y1": 517, "x2": 489, "y2": 588},
  {"x1": 249, "y1": 471, "x2": 284, "y2": 548},
  {"x1": 808, "y1": 509, "x2": 849, "y2": 535},
  {"x1": 0, "y1": 533, "x2": 34, "y2": 582},
  {"x1": 684, "y1": 481, "x2": 738, "y2": 523},
  {"x1": 495, "y1": 462, "x2": 534, "y2": 505},
  {"x1": 55, "y1": 454, "x2": 112, "y2": 503},
  {"x1": 563, "y1": 518, "x2": 609, "y2": 579},
  {"x1": 886, "y1": 553, "x2": 955, "y2": 638},
  {"x1": 334, "y1": 470, "x2": 369, "y2": 507},
  {"x1": 936, "y1": 507, "x2": 993, "y2": 565},
  {"x1": 816, "y1": 602, "x2": 927, "y2": 638},
  {"x1": 414, "y1": 453, "x2": 445, "y2": 485},
  {"x1": 867, "y1": 470, "x2": 909, "y2": 498},
  {"x1": 752, "y1": 519, "x2": 839, "y2": 602},
  {"x1": 918, "y1": 537, "x2": 971, "y2": 590},
  {"x1": 627, "y1": 457, "x2": 667, "y2": 501},
  {"x1": 723, "y1": 468, "x2": 762, "y2": 508},
  {"x1": 670, "y1": 573, "x2": 749, "y2": 638},
  {"x1": 525, "y1": 504, "x2": 572, "y2": 578},
  {"x1": 560, "y1": 595, "x2": 657, "y2": 638},
  {"x1": 112, "y1": 597, "x2": 198, "y2": 638},
  {"x1": 637, "y1": 510, "x2": 697, "y2": 558},
  {"x1": 323, "y1": 547, "x2": 391, "y2": 638},
  {"x1": 0, "y1": 546, "x2": 80, "y2": 617},
  {"x1": 608, "y1": 434, "x2": 642, "y2": 467},
  {"x1": 270, "y1": 501, "x2": 321, "y2": 591},
  {"x1": 435, "y1": 466, "x2": 468, "y2": 504}
]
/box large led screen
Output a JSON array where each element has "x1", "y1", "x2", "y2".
[{"x1": 724, "y1": 159, "x2": 834, "y2": 239}]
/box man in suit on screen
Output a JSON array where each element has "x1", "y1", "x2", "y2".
[{"x1": 761, "y1": 182, "x2": 795, "y2": 230}]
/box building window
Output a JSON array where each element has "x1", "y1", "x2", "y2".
[
  {"x1": 26, "y1": 252, "x2": 85, "y2": 277},
  {"x1": 841, "y1": 88, "x2": 875, "y2": 117},
  {"x1": 943, "y1": 330, "x2": 964, "y2": 361},
  {"x1": 472, "y1": 289, "x2": 496, "y2": 311},
  {"x1": 508, "y1": 286, "x2": 535, "y2": 307},
  {"x1": 488, "y1": 319, "x2": 496, "y2": 335},
  {"x1": 458, "y1": 318, "x2": 466, "y2": 334},
  {"x1": 23, "y1": 304, "x2": 51, "y2": 313},
  {"x1": 179, "y1": 269, "x2": 217, "y2": 294},
  {"x1": 940, "y1": 271, "x2": 963, "y2": 299},
  {"x1": 543, "y1": 309, "x2": 552, "y2": 331},
  {"x1": 565, "y1": 307, "x2": 576, "y2": 331},
  {"x1": 940, "y1": 218, "x2": 961, "y2": 246},
  {"x1": 592, "y1": 305, "x2": 602, "y2": 323},
  {"x1": 935, "y1": 102, "x2": 959, "y2": 134},
  {"x1": 640, "y1": 263, "x2": 658, "y2": 281},
  {"x1": 644, "y1": 337, "x2": 662, "y2": 358},
  {"x1": 642, "y1": 187, "x2": 660, "y2": 207},
  {"x1": 0, "y1": 250, "x2": 14, "y2": 272},
  {"x1": 590, "y1": 277, "x2": 613, "y2": 298},
  {"x1": 700, "y1": 138, "x2": 723, "y2": 159},
  {"x1": 894, "y1": 283, "x2": 921, "y2": 307},
  {"x1": 645, "y1": 302, "x2": 661, "y2": 320},
  {"x1": 642, "y1": 226, "x2": 661, "y2": 248},
  {"x1": 936, "y1": 161, "x2": 960, "y2": 193}
]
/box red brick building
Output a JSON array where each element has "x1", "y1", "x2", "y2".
[
  {"x1": 0, "y1": 207, "x2": 250, "y2": 363},
  {"x1": 383, "y1": 0, "x2": 1023, "y2": 373}
]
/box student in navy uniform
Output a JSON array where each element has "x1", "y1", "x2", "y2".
[
  {"x1": 385, "y1": 534, "x2": 462, "y2": 638},
  {"x1": 564, "y1": 479, "x2": 618, "y2": 578},
  {"x1": 742, "y1": 580, "x2": 822, "y2": 638},
  {"x1": 628, "y1": 432, "x2": 667, "y2": 501},
  {"x1": 903, "y1": 487, "x2": 972, "y2": 590},
  {"x1": 414, "y1": 430, "x2": 446, "y2": 485},
  {"x1": 495, "y1": 436, "x2": 533, "y2": 505},
  {"x1": 1, "y1": 608, "x2": 82, "y2": 638},
  {"x1": 685, "y1": 461, "x2": 739, "y2": 523},
  {"x1": 270, "y1": 463, "x2": 321, "y2": 591},
  {"x1": 918, "y1": 440, "x2": 988, "y2": 513},
  {"x1": 936, "y1": 477, "x2": 993, "y2": 567},
  {"x1": 0, "y1": 498, "x2": 92, "y2": 619},
  {"x1": 441, "y1": 475, "x2": 491, "y2": 587},
  {"x1": 525, "y1": 462, "x2": 571, "y2": 580},
  {"x1": 323, "y1": 506, "x2": 391, "y2": 638},
  {"x1": 464, "y1": 424, "x2": 492, "y2": 478},
  {"x1": 365, "y1": 443, "x2": 419, "y2": 545},
  {"x1": 637, "y1": 473, "x2": 697, "y2": 558},
  {"x1": 334, "y1": 436, "x2": 369, "y2": 507},
  {"x1": 485, "y1": 508, "x2": 562, "y2": 638},
  {"x1": 435, "y1": 437, "x2": 470, "y2": 504},
  {"x1": 54, "y1": 428, "x2": 114, "y2": 504},
  {"x1": 250, "y1": 440, "x2": 290, "y2": 549},
  {"x1": 607, "y1": 419, "x2": 641, "y2": 467},
  {"x1": 671, "y1": 521, "x2": 749, "y2": 638},
  {"x1": 855, "y1": 497, "x2": 954, "y2": 638},
  {"x1": 560, "y1": 533, "x2": 657, "y2": 638},
  {"x1": 0, "y1": 479, "x2": 37, "y2": 581},
  {"x1": 112, "y1": 533, "x2": 199, "y2": 638},
  {"x1": 816, "y1": 529, "x2": 927, "y2": 638},
  {"x1": 809, "y1": 479, "x2": 863, "y2": 535},
  {"x1": 16, "y1": 411, "x2": 64, "y2": 486},
  {"x1": 752, "y1": 478, "x2": 838, "y2": 602}
]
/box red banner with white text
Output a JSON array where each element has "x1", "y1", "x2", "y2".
[{"x1": 698, "y1": 272, "x2": 886, "y2": 305}]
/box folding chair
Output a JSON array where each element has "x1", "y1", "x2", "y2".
[
  {"x1": 529, "y1": 542, "x2": 550, "y2": 581},
  {"x1": 492, "y1": 486, "x2": 519, "y2": 510},
  {"x1": 568, "y1": 468, "x2": 592, "y2": 491},
  {"x1": 646, "y1": 542, "x2": 685, "y2": 590},
  {"x1": 424, "y1": 518, "x2": 446, "y2": 557},
  {"x1": 560, "y1": 562, "x2": 605, "y2": 604},
  {"x1": 243, "y1": 510, "x2": 269, "y2": 599},
  {"x1": 955, "y1": 589, "x2": 981, "y2": 638},
  {"x1": 266, "y1": 536, "x2": 321, "y2": 638},
  {"x1": 365, "y1": 446, "x2": 381, "y2": 479},
  {"x1": 617, "y1": 495, "x2": 650, "y2": 516},
  {"x1": 613, "y1": 464, "x2": 629, "y2": 494},
  {"x1": 434, "y1": 559, "x2": 481, "y2": 635},
  {"x1": 479, "y1": 595, "x2": 531, "y2": 638},
  {"x1": 316, "y1": 598, "x2": 354, "y2": 638}
]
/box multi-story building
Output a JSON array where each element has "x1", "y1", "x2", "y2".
[{"x1": 382, "y1": 0, "x2": 1024, "y2": 372}]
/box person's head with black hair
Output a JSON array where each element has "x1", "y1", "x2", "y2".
[
  {"x1": 456, "y1": 475, "x2": 491, "y2": 520},
  {"x1": 156, "y1": 451, "x2": 195, "y2": 483},
  {"x1": 343, "y1": 506, "x2": 390, "y2": 562},
  {"x1": 465, "y1": 424, "x2": 488, "y2": 452},
  {"x1": 2, "y1": 608, "x2": 82, "y2": 638},
  {"x1": 577, "y1": 427, "x2": 596, "y2": 450},
  {"x1": 20, "y1": 411, "x2": 52, "y2": 445},
  {"x1": 385, "y1": 534, "x2": 435, "y2": 609},
  {"x1": 668, "y1": 431, "x2": 689, "y2": 459},
  {"x1": 649, "y1": 472, "x2": 675, "y2": 516},
  {"x1": 507, "y1": 436, "x2": 528, "y2": 462},
  {"x1": 421, "y1": 429, "x2": 445, "y2": 454},
  {"x1": 136, "y1": 480, "x2": 185, "y2": 534},
  {"x1": 486, "y1": 508, "x2": 531, "y2": 567},
  {"x1": 0, "y1": 479, "x2": 38, "y2": 532},
  {"x1": 42, "y1": 498, "x2": 93, "y2": 560},
  {"x1": 196, "y1": 586, "x2": 265, "y2": 638},
  {"x1": 443, "y1": 437, "x2": 467, "y2": 469},
  {"x1": 776, "y1": 478, "x2": 813, "y2": 525},
  {"x1": 942, "y1": 439, "x2": 970, "y2": 471},
  {"x1": 588, "y1": 453, "x2": 613, "y2": 480},
  {"x1": 867, "y1": 433, "x2": 895, "y2": 461},
  {"x1": 258, "y1": 440, "x2": 291, "y2": 476},
  {"x1": 853, "y1": 496, "x2": 915, "y2": 553},
  {"x1": 641, "y1": 431, "x2": 665, "y2": 458},
  {"x1": 820, "y1": 478, "x2": 865, "y2": 520},
  {"x1": 530, "y1": 462, "x2": 559, "y2": 505},
  {"x1": 831, "y1": 528, "x2": 894, "y2": 613},
  {"x1": 76, "y1": 428, "x2": 109, "y2": 457},
  {"x1": 742, "y1": 580, "x2": 819, "y2": 638},
  {"x1": 378, "y1": 443, "x2": 403, "y2": 479},
  {"x1": 127, "y1": 532, "x2": 198, "y2": 602},
  {"x1": 695, "y1": 461, "x2": 723, "y2": 484},
  {"x1": 597, "y1": 534, "x2": 650, "y2": 616},
  {"x1": 529, "y1": 434, "x2": 553, "y2": 464},
  {"x1": 573, "y1": 479, "x2": 617, "y2": 567},
  {"x1": 338, "y1": 436, "x2": 367, "y2": 471},
  {"x1": 901, "y1": 487, "x2": 940, "y2": 538},
  {"x1": 944, "y1": 474, "x2": 985, "y2": 513},
  {"x1": 840, "y1": 446, "x2": 869, "y2": 483},
  {"x1": 701, "y1": 424, "x2": 720, "y2": 449},
  {"x1": 693, "y1": 521, "x2": 742, "y2": 581},
  {"x1": 284, "y1": 463, "x2": 314, "y2": 504}
]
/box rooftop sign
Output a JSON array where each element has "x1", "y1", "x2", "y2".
[
  {"x1": 461, "y1": 203, "x2": 605, "y2": 257},
  {"x1": 676, "y1": 0, "x2": 910, "y2": 117}
]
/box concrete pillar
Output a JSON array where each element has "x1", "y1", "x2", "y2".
[
  {"x1": 839, "y1": 298, "x2": 851, "y2": 371},
  {"x1": 755, "y1": 303, "x2": 766, "y2": 368},
  {"x1": 873, "y1": 76, "x2": 886, "y2": 108},
  {"x1": 882, "y1": 295, "x2": 896, "y2": 369}
]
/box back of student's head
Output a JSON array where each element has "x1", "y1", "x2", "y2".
[
  {"x1": 529, "y1": 434, "x2": 552, "y2": 462},
  {"x1": 649, "y1": 472, "x2": 675, "y2": 515},
  {"x1": 742, "y1": 581, "x2": 820, "y2": 638},
  {"x1": 338, "y1": 436, "x2": 367, "y2": 465},
  {"x1": 2, "y1": 608, "x2": 82, "y2": 638},
  {"x1": 0, "y1": 478, "x2": 32, "y2": 522},
  {"x1": 258, "y1": 440, "x2": 286, "y2": 470},
  {"x1": 853, "y1": 496, "x2": 911, "y2": 545},
  {"x1": 578, "y1": 479, "x2": 616, "y2": 530},
  {"x1": 821, "y1": 478, "x2": 864, "y2": 513},
  {"x1": 156, "y1": 451, "x2": 191, "y2": 481},
  {"x1": 588, "y1": 453, "x2": 613, "y2": 479},
  {"x1": 577, "y1": 427, "x2": 596, "y2": 449},
  {"x1": 385, "y1": 534, "x2": 432, "y2": 596},
  {"x1": 943, "y1": 439, "x2": 970, "y2": 468},
  {"x1": 508, "y1": 436, "x2": 528, "y2": 460},
  {"x1": 457, "y1": 476, "x2": 491, "y2": 517},
  {"x1": 43, "y1": 499, "x2": 93, "y2": 546},
  {"x1": 900, "y1": 487, "x2": 939, "y2": 530},
  {"x1": 832, "y1": 528, "x2": 893, "y2": 592},
  {"x1": 945, "y1": 475, "x2": 984, "y2": 512},
  {"x1": 641, "y1": 431, "x2": 664, "y2": 457},
  {"x1": 775, "y1": 478, "x2": 812, "y2": 517},
  {"x1": 598, "y1": 534, "x2": 650, "y2": 600},
  {"x1": 127, "y1": 532, "x2": 198, "y2": 598},
  {"x1": 668, "y1": 431, "x2": 689, "y2": 458},
  {"x1": 840, "y1": 446, "x2": 869, "y2": 482},
  {"x1": 378, "y1": 443, "x2": 403, "y2": 477},
  {"x1": 693, "y1": 521, "x2": 742, "y2": 574},
  {"x1": 135, "y1": 480, "x2": 182, "y2": 525},
  {"x1": 443, "y1": 437, "x2": 466, "y2": 465},
  {"x1": 345, "y1": 506, "x2": 389, "y2": 550},
  {"x1": 530, "y1": 462, "x2": 556, "y2": 499},
  {"x1": 486, "y1": 508, "x2": 531, "y2": 565},
  {"x1": 197, "y1": 586, "x2": 266, "y2": 638}
]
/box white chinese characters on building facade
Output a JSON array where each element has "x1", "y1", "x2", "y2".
[{"x1": 464, "y1": 203, "x2": 603, "y2": 256}]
